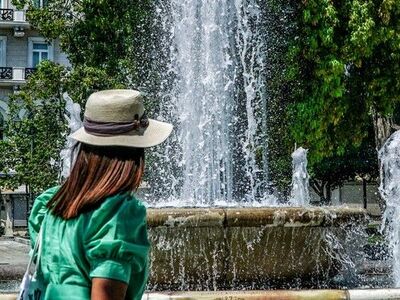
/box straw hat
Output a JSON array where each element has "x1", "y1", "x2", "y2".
[{"x1": 70, "y1": 89, "x2": 173, "y2": 148}]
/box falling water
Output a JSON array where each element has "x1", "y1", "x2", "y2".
[
  {"x1": 151, "y1": 0, "x2": 270, "y2": 205},
  {"x1": 289, "y1": 147, "x2": 310, "y2": 206},
  {"x1": 59, "y1": 93, "x2": 82, "y2": 179},
  {"x1": 379, "y1": 130, "x2": 400, "y2": 287}
]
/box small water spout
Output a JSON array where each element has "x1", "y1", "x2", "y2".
[
  {"x1": 59, "y1": 93, "x2": 82, "y2": 179},
  {"x1": 379, "y1": 130, "x2": 400, "y2": 287},
  {"x1": 289, "y1": 147, "x2": 310, "y2": 206}
]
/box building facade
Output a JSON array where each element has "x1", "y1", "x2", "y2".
[{"x1": 0, "y1": 0, "x2": 69, "y2": 140}]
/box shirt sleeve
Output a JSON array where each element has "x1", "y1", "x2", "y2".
[
  {"x1": 84, "y1": 195, "x2": 150, "y2": 284},
  {"x1": 28, "y1": 186, "x2": 59, "y2": 247}
]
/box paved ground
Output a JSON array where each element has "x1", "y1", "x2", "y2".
[{"x1": 0, "y1": 239, "x2": 29, "y2": 280}]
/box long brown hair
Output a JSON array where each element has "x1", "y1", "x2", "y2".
[{"x1": 48, "y1": 143, "x2": 145, "y2": 219}]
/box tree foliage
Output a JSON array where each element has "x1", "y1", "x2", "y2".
[
  {"x1": 278, "y1": 0, "x2": 400, "y2": 203},
  {"x1": 287, "y1": 0, "x2": 400, "y2": 162},
  {"x1": 263, "y1": 0, "x2": 299, "y2": 197},
  {"x1": 0, "y1": 61, "x2": 120, "y2": 193},
  {"x1": 0, "y1": 62, "x2": 65, "y2": 192}
]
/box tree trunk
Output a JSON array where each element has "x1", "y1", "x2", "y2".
[
  {"x1": 362, "y1": 178, "x2": 367, "y2": 209},
  {"x1": 372, "y1": 110, "x2": 393, "y2": 151},
  {"x1": 324, "y1": 181, "x2": 332, "y2": 205},
  {"x1": 372, "y1": 109, "x2": 393, "y2": 212},
  {"x1": 310, "y1": 180, "x2": 332, "y2": 205},
  {"x1": 310, "y1": 179, "x2": 325, "y2": 204}
]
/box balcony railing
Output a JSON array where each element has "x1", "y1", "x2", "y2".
[
  {"x1": 0, "y1": 67, "x2": 37, "y2": 83},
  {"x1": 0, "y1": 67, "x2": 12, "y2": 79},
  {"x1": 25, "y1": 68, "x2": 36, "y2": 79},
  {"x1": 0, "y1": 8, "x2": 27, "y2": 23},
  {"x1": 0, "y1": 9, "x2": 13, "y2": 21}
]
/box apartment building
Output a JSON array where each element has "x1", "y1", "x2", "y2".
[{"x1": 0, "y1": 0, "x2": 69, "y2": 140}]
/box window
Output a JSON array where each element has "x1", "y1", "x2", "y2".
[
  {"x1": 33, "y1": 0, "x2": 48, "y2": 8},
  {"x1": 0, "y1": 113, "x2": 4, "y2": 140},
  {"x1": 32, "y1": 43, "x2": 48, "y2": 67},
  {"x1": 0, "y1": 36, "x2": 6, "y2": 66},
  {"x1": 28, "y1": 37, "x2": 53, "y2": 68}
]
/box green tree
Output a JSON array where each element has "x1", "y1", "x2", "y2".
[
  {"x1": 288, "y1": 0, "x2": 400, "y2": 158},
  {"x1": 0, "y1": 61, "x2": 121, "y2": 194},
  {"x1": 286, "y1": 0, "x2": 400, "y2": 205},
  {"x1": 0, "y1": 62, "x2": 66, "y2": 193}
]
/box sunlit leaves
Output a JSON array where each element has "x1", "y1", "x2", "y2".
[{"x1": 288, "y1": 0, "x2": 400, "y2": 166}]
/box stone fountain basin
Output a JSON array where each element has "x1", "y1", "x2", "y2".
[{"x1": 147, "y1": 207, "x2": 367, "y2": 290}]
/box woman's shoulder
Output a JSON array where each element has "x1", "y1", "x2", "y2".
[
  {"x1": 28, "y1": 185, "x2": 60, "y2": 243},
  {"x1": 84, "y1": 193, "x2": 149, "y2": 250},
  {"x1": 30, "y1": 186, "x2": 60, "y2": 217},
  {"x1": 96, "y1": 192, "x2": 146, "y2": 215},
  {"x1": 36, "y1": 186, "x2": 60, "y2": 204},
  {"x1": 84, "y1": 193, "x2": 147, "y2": 228}
]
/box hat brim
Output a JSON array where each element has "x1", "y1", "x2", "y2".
[{"x1": 69, "y1": 119, "x2": 173, "y2": 148}]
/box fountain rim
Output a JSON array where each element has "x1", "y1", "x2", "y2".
[{"x1": 146, "y1": 206, "x2": 368, "y2": 228}]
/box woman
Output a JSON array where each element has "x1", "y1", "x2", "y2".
[{"x1": 28, "y1": 89, "x2": 173, "y2": 300}]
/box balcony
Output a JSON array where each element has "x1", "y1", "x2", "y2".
[
  {"x1": 0, "y1": 67, "x2": 36, "y2": 86},
  {"x1": 0, "y1": 9, "x2": 29, "y2": 29}
]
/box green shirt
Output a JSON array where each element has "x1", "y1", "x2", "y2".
[{"x1": 28, "y1": 186, "x2": 150, "y2": 300}]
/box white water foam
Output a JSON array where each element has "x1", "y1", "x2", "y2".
[
  {"x1": 59, "y1": 93, "x2": 82, "y2": 179},
  {"x1": 379, "y1": 130, "x2": 400, "y2": 287}
]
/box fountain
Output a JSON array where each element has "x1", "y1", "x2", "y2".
[
  {"x1": 138, "y1": 0, "x2": 368, "y2": 290},
  {"x1": 148, "y1": 0, "x2": 271, "y2": 205},
  {"x1": 289, "y1": 147, "x2": 310, "y2": 206},
  {"x1": 59, "y1": 93, "x2": 82, "y2": 179},
  {"x1": 4, "y1": 0, "x2": 368, "y2": 294}
]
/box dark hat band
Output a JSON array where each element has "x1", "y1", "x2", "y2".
[{"x1": 83, "y1": 114, "x2": 149, "y2": 136}]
